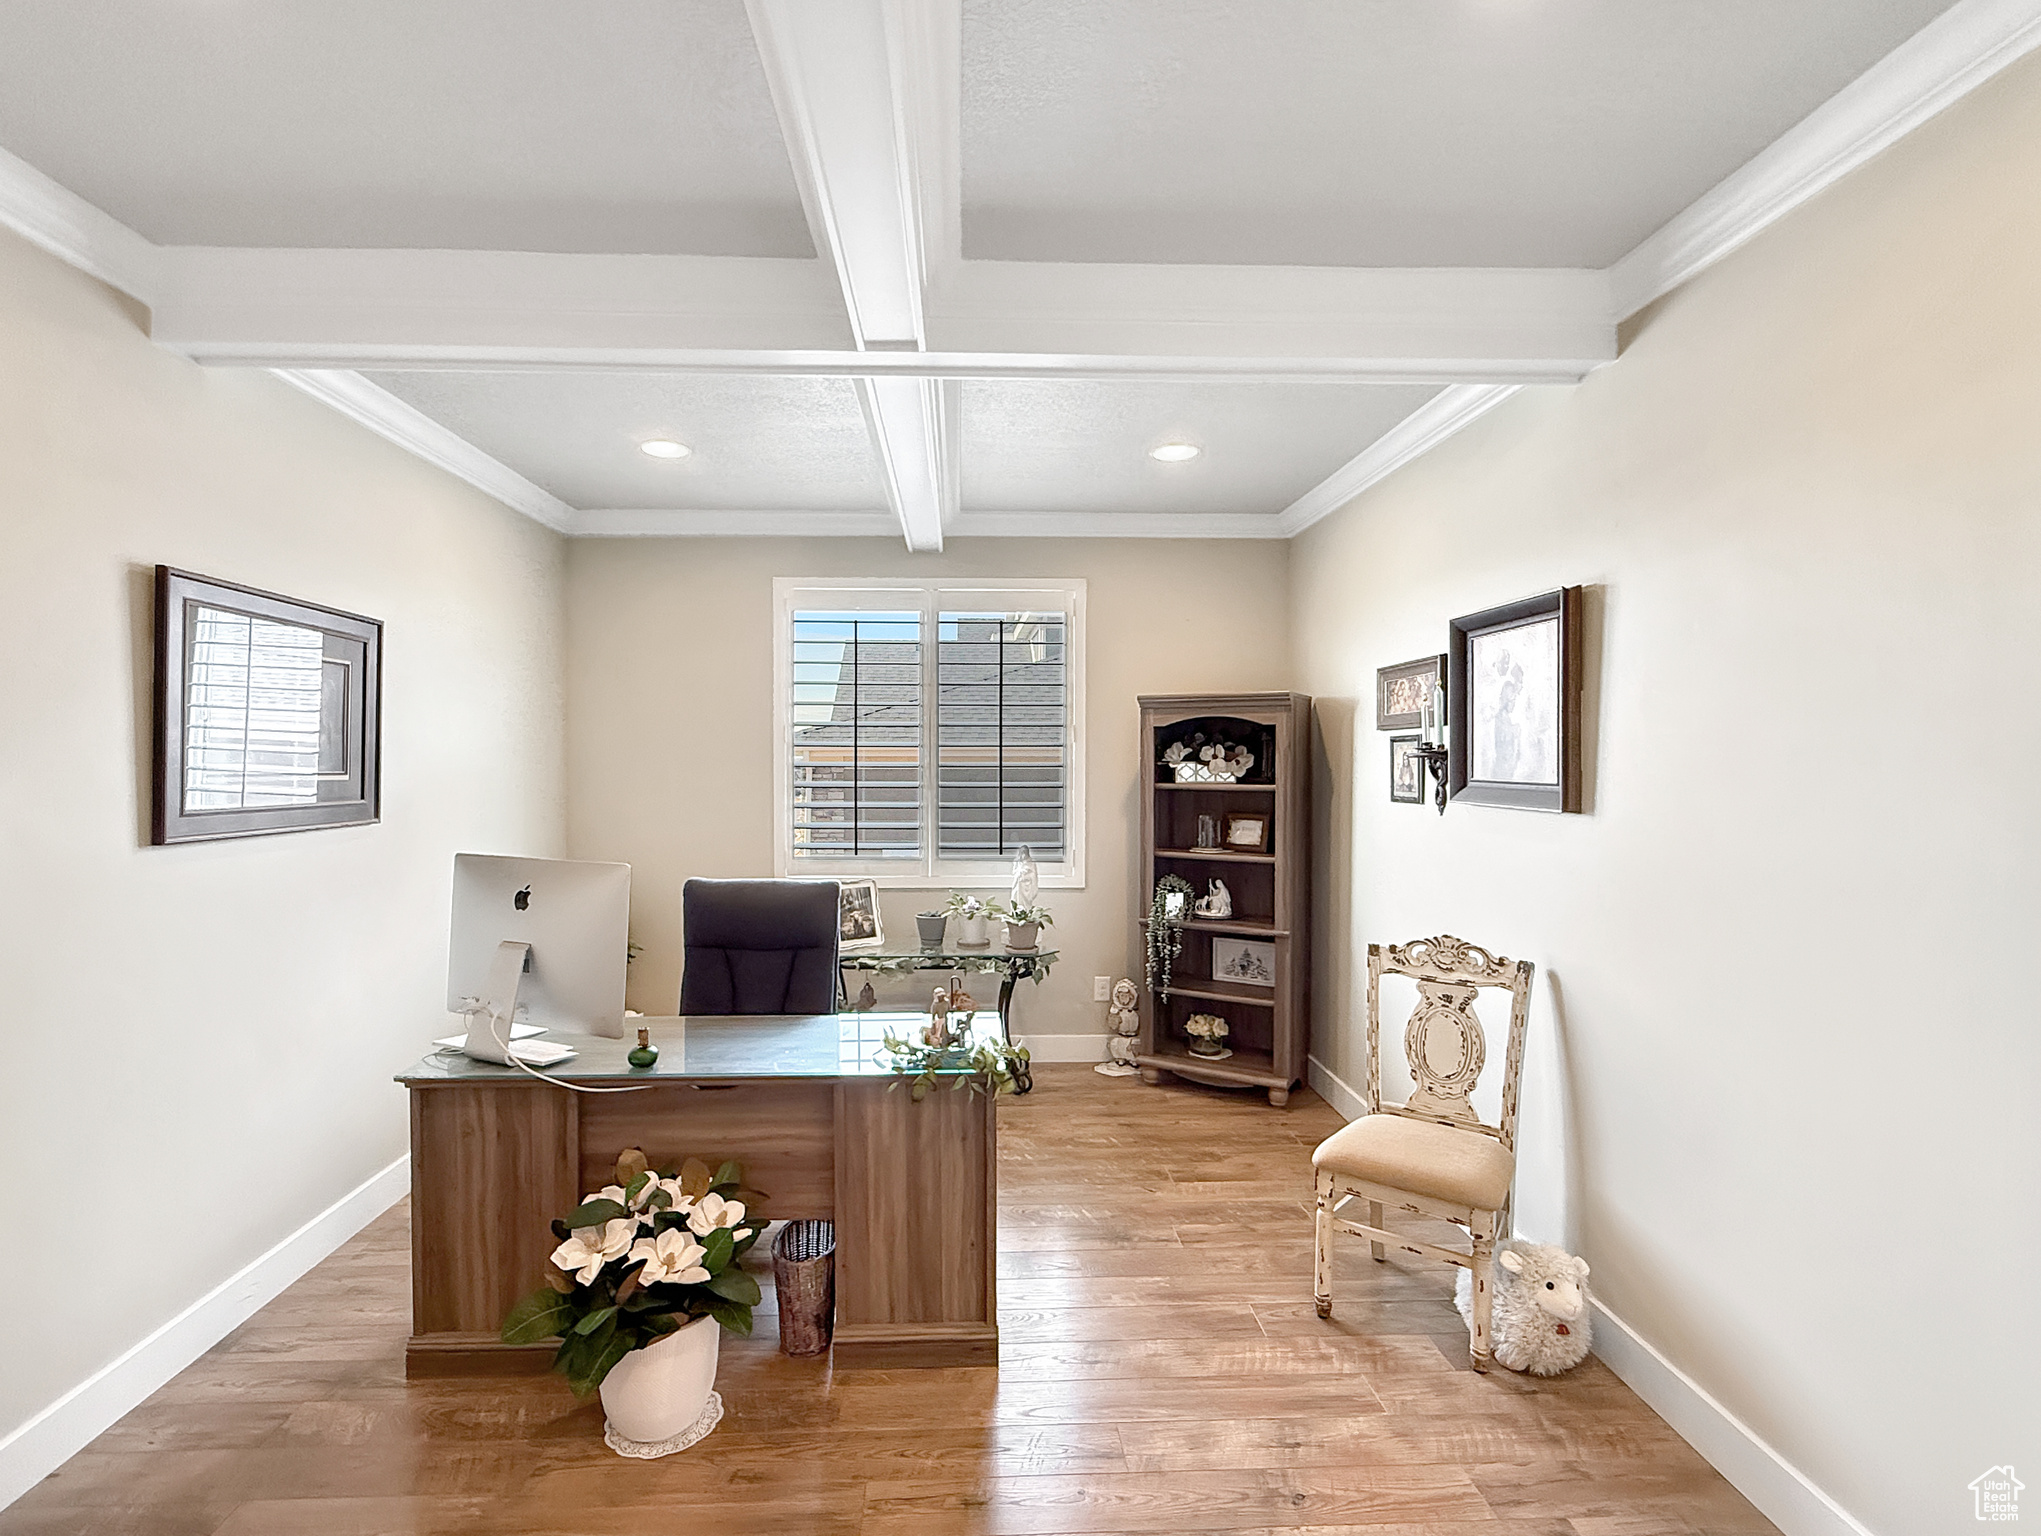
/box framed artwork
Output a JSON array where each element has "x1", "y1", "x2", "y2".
[
  {"x1": 1222, "y1": 812, "x2": 1270, "y2": 852},
  {"x1": 1376, "y1": 655, "x2": 1444, "y2": 730},
  {"x1": 1211, "y1": 935, "x2": 1276, "y2": 988},
  {"x1": 1389, "y1": 734, "x2": 1424, "y2": 804},
  {"x1": 1448, "y1": 587, "x2": 1582, "y2": 813},
  {"x1": 152, "y1": 567, "x2": 381, "y2": 845},
  {"x1": 837, "y1": 878, "x2": 885, "y2": 952}
]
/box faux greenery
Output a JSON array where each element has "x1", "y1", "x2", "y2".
[
  {"x1": 878, "y1": 1027, "x2": 1032, "y2": 1101},
  {"x1": 1147, "y1": 875, "x2": 1197, "y2": 999},
  {"x1": 843, "y1": 951, "x2": 1056, "y2": 981},
  {"x1": 994, "y1": 900, "x2": 1055, "y2": 929},
  {"x1": 500, "y1": 1148, "x2": 765, "y2": 1398},
  {"x1": 940, "y1": 891, "x2": 993, "y2": 919}
]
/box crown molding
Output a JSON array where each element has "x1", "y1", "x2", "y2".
[
  {"x1": 0, "y1": 144, "x2": 162, "y2": 305},
  {"x1": 569, "y1": 508, "x2": 1286, "y2": 539},
  {"x1": 1275, "y1": 385, "x2": 1519, "y2": 537},
  {"x1": 268, "y1": 370, "x2": 573, "y2": 532},
  {"x1": 1609, "y1": 0, "x2": 2041, "y2": 319}
]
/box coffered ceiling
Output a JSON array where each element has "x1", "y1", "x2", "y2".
[{"x1": 1, "y1": 0, "x2": 2030, "y2": 548}]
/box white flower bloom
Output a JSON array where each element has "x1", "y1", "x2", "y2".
[
  {"x1": 687, "y1": 1192, "x2": 748, "y2": 1236},
  {"x1": 550, "y1": 1218, "x2": 636, "y2": 1285},
  {"x1": 655, "y1": 1176, "x2": 695, "y2": 1214},
  {"x1": 629, "y1": 1228, "x2": 711, "y2": 1286}
]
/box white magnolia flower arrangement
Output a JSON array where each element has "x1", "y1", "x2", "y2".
[{"x1": 501, "y1": 1147, "x2": 765, "y2": 1397}]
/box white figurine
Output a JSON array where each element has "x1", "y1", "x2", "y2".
[
  {"x1": 1193, "y1": 878, "x2": 1233, "y2": 919},
  {"x1": 1096, "y1": 978, "x2": 1141, "y2": 1077},
  {"x1": 1010, "y1": 845, "x2": 1040, "y2": 910}
]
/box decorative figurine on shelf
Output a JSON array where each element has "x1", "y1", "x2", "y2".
[
  {"x1": 627, "y1": 1027, "x2": 659, "y2": 1070},
  {"x1": 924, "y1": 987, "x2": 955, "y2": 1049},
  {"x1": 854, "y1": 981, "x2": 877, "y2": 1011},
  {"x1": 922, "y1": 978, "x2": 979, "y2": 1051},
  {"x1": 1096, "y1": 978, "x2": 1141, "y2": 1077},
  {"x1": 1193, "y1": 878, "x2": 1233, "y2": 919},
  {"x1": 1010, "y1": 845, "x2": 1039, "y2": 910},
  {"x1": 1184, "y1": 1013, "x2": 1231, "y2": 1059}
]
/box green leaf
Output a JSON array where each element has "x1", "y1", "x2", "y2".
[
  {"x1": 566, "y1": 1328, "x2": 637, "y2": 1399},
  {"x1": 707, "y1": 1268, "x2": 761, "y2": 1305},
  {"x1": 706, "y1": 1301, "x2": 754, "y2": 1336},
  {"x1": 624, "y1": 1170, "x2": 653, "y2": 1207},
  {"x1": 573, "y1": 1305, "x2": 618, "y2": 1336},
  {"x1": 501, "y1": 1286, "x2": 578, "y2": 1345},
  {"x1": 712, "y1": 1159, "x2": 744, "y2": 1189},
  {"x1": 563, "y1": 1197, "x2": 626, "y2": 1230},
  {"x1": 700, "y1": 1227, "x2": 736, "y2": 1274}
]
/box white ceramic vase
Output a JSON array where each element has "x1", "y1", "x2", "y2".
[
  {"x1": 599, "y1": 1312, "x2": 720, "y2": 1451},
  {"x1": 955, "y1": 914, "x2": 992, "y2": 947}
]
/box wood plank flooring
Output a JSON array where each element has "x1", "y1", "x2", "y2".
[{"x1": 1, "y1": 1066, "x2": 1778, "y2": 1535}]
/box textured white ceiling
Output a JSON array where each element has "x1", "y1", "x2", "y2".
[
  {"x1": 364, "y1": 374, "x2": 885, "y2": 511},
  {"x1": 962, "y1": 0, "x2": 1960, "y2": 267},
  {"x1": 0, "y1": 0, "x2": 812, "y2": 255}
]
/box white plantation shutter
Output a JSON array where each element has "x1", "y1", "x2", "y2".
[
  {"x1": 777, "y1": 581, "x2": 1085, "y2": 885},
  {"x1": 936, "y1": 609, "x2": 1067, "y2": 862},
  {"x1": 787, "y1": 610, "x2": 923, "y2": 861}
]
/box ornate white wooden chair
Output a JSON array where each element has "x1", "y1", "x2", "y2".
[{"x1": 1311, "y1": 935, "x2": 1533, "y2": 1371}]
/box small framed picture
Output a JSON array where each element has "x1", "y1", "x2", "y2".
[
  {"x1": 1222, "y1": 812, "x2": 1270, "y2": 852},
  {"x1": 1448, "y1": 587, "x2": 1582, "y2": 813},
  {"x1": 1376, "y1": 655, "x2": 1444, "y2": 731},
  {"x1": 1389, "y1": 734, "x2": 1424, "y2": 804},
  {"x1": 837, "y1": 878, "x2": 885, "y2": 952},
  {"x1": 1211, "y1": 936, "x2": 1276, "y2": 988}
]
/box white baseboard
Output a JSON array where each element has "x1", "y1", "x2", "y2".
[
  {"x1": 0, "y1": 1154, "x2": 411, "y2": 1513},
  {"x1": 1589, "y1": 1300, "x2": 1874, "y2": 1536},
  {"x1": 1016, "y1": 1032, "x2": 1110, "y2": 1063},
  {"x1": 1306, "y1": 1053, "x2": 1369, "y2": 1120}
]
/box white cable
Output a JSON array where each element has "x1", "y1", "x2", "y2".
[{"x1": 471, "y1": 1003, "x2": 657, "y2": 1096}]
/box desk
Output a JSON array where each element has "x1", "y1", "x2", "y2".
[{"x1": 397, "y1": 1012, "x2": 996, "y2": 1375}]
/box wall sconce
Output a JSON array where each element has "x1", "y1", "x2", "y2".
[{"x1": 1410, "y1": 680, "x2": 1450, "y2": 815}]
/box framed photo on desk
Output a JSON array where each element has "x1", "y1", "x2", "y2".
[{"x1": 837, "y1": 878, "x2": 885, "y2": 952}]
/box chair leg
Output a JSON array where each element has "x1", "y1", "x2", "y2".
[
  {"x1": 1468, "y1": 1229, "x2": 1495, "y2": 1373},
  {"x1": 1312, "y1": 1172, "x2": 1333, "y2": 1318},
  {"x1": 1367, "y1": 1201, "x2": 1385, "y2": 1261}
]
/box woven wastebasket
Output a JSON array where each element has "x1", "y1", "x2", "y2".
[{"x1": 772, "y1": 1220, "x2": 835, "y2": 1357}]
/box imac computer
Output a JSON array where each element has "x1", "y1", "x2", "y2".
[{"x1": 447, "y1": 854, "x2": 631, "y2": 1062}]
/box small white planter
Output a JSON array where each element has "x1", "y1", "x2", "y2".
[
  {"x1": 955, "y1": 913, "x2": 992, "y2": 948},
  {"x1": 598, "y1": 1312, "x2": 722, "y2": 1457},
  {"x1": 1003, "y1": 920, "x2": 1041, "y2": 951}
]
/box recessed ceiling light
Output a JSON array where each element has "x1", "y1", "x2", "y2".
[
  {"x1": 639, "y1": 439, "x2": 691, "y2": 459},
  {"x1": 1149, "y1": 443, "x2": 1200, "y2": 462}
]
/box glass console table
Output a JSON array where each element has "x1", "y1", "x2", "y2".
[{"x1": 838, "y1": 948, "x2": 1059, "y2": 1094}]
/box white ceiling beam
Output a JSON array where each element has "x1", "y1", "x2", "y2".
[
  {"x1": 1276, "y1": 385, "x2": 1519, "y2": 538},
  {"x1": 569, "y1": 508, "x2": 1285, "y2": 539},
  {"x1": 749, "y1": 0, "x2": 957, "y2": 549},
  {"x1": 0, "y1": 143, "x2": 162, "y2": 304}
]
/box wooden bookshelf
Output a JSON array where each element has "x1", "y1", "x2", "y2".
[{"x1": 1134, "y1": 692, "x2": 1312, "y2": 1107}]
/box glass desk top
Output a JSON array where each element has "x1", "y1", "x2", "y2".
[
  {"x1": 840, "y1": 950, "x2": 1058, "y2": 966},
  {"x1": 396, "y1": 1011, "x2": 997, "y2": 1083}
]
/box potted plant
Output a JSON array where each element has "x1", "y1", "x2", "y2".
[
  {"x1": 1184, "y1": 1012, "x2": 1231, "y2": 1059},
  {"x1": 943, "y1": 891, "x2": 994, "y2": 948},
  {"x1": 914, "y1": 909, "x2": 948, "y2": 949},
  {"x1": 997, "y1": 901, "x2": 1053, "y2": 952},
  {"x1": 501, "y1": 1148, "x2": 765, "y2": 1457}
]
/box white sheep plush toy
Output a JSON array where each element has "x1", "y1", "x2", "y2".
[{"x1": 1454, "y1": 1238, "x2": 1593, "y2": 1376}]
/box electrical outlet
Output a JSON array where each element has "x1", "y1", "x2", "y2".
[{"x1": 1093, "y1": 976, "x2": 1110, "y2": 1002}]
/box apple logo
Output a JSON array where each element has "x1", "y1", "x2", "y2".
[{"x1": 513, "y1": 885, "x2": 532, "y2": 911}]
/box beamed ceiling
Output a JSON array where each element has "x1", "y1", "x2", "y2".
[{"x1": 1, "y1": 0, "x2": 2033, "y2": 548}]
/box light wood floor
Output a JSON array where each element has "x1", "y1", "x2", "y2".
[{"x1": 2, "y1": 1066, "x2": 1777, "y2": 1535}]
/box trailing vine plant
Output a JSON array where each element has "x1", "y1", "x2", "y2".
[{"x1": 1147, "y1": 875, "x2": 1197, "y2": 1000}]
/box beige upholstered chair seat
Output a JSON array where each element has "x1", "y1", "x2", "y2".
[{"x1": 1312, "y1": 1114, "x2": 1516, "y2": 1213}]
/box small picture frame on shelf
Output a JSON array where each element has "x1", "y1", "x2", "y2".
[
  {"x1": 1211, "y1": 936, "x2": 1276, "y2": 988},
  {"x1": 1376, "y1": 655, "x2": 1444, "y2": 731},
  {"x1": 1222, "y1": 813, "x2": 1270, "y2": 852},
  {"x1": 837, "y1": 878, "x2": 885, "y2": 952},
  {"x1": 1389, "y1": 734, "x2": 1424, "y2": 804}
]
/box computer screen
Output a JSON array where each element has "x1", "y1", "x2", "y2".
[{"x1": 447, "y1": 854, "x2": 630, "y2": 1037}]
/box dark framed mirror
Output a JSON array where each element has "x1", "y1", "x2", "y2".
[{"x1": 152, "y1": 566, "x2": 382, "y2": 844}]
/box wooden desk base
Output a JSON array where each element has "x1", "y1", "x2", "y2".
[{"x1": 405, "y1": 1075, "x2": 996, "y2": 1374}]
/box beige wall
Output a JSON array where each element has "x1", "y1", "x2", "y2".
[
  {"x1": 565, "y1": 536, "x2": 1291, "y2": 1035},
  {"x1": 0, "y1": 228, "x2": 565, "y2": 1443},
  {"x1": 1291, "y1": 54, "x2": 2041, "y2": 1533}
]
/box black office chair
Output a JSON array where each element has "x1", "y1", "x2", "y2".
[{"x1": 678, "y1": 878, "x2": 842, "y2": 1015}]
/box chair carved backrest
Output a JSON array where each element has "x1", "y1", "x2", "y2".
[{"x1": 1364, "y1": 936, "x2": 1535, "y2": 1151}]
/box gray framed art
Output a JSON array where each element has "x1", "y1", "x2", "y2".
[
  {"x1": 152, "y1": 567, "x2": 382, "y2": 844},
  {"x1": 1447, "y1": 587, "x2": 1581, "y2": 812},
  {"x1": 1389, "y1": 734, "x2": 1424, "y2": 804},
  {"x1": 1375, "y1": 655, "x2": 1444, "y2": 730}
]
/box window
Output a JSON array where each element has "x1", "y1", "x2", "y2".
[{"x1": 774, "y1": 579, "x2": 1085, "y2": 887}]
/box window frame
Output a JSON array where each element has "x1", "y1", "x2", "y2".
[{"x1": 772, "y1": 576, "x2": 1087, "y2": 890}]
